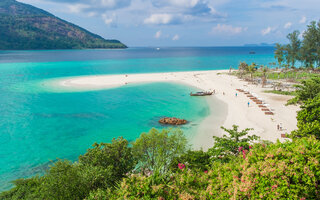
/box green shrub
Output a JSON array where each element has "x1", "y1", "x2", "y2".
[
  {"x1": 132, "y1": 128, "x2": 188, "y2": 174},
  {"x1": 99, "y1": 136, "x2": 320, "y2": 199},
  {"x1": 79, "y1": 137, "x2": 135, "y2": 184},
  {"x1": 208, "y1": 125, "x2": 259, "y2": 162},
  {"x1": 292, "y1": 94, "x2": 320, "y2": 138},
  {"x1": 170, "y1": 149, "x2": 210, "y2": 172}
]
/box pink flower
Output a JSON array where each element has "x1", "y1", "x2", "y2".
[
  {"x1": 242, "y1": 150, "x2": 246, "y2": 159},
  {"x1": 178, "y1": 163, "x2": 185, "y2": 170},
  {"x1": 249, "y1": 146, "x2": 252, "y2": 149},
  {"x1": 272, "y1": 185, "x2": 278, "y2": 189},
  {"x1": 238, "y1": 146, "x2": 243, "y2": 152},
  {"x1": 204, "y1": 170, "x2": 208, "y2": 174}
]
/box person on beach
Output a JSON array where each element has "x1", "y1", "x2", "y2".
[
  {"x1": 235, "y1": 93, "x2": 238, "y2": 97},
  {"x1": 277, "y1": 124, "x2": 280, "y2": 131},
  {"x1": 248, "y1": 102, "x2": 250, "y2": 107}
]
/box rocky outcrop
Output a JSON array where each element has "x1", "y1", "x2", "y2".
[{"x1": 159, "y1": 117, "x2": 188, "y2": 125}]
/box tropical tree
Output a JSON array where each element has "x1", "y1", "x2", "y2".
[
  {"x1": 247, "y1": 63, "x2": 257, "y2": 81},
  {"x1": 300, "y1": 21, "x2": 320, "y2": 68},
  {"x1": 274, "y1": 43, "x2": 285, "y2": 68},
  {"x1": 79, "y1": 137, "x2": 136, "y2": 183},
  {"x1": 132, "y1": 128, "x2": 188, "y2": 174},
  {"x1": 286, "y1": 30, "x2": 301, "y2": 68},
  {"x1": 208, "y1": 125, "x2": 260, "y2": 162}
]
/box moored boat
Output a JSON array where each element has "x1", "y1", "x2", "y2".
[{"x1": 190, "y1": 91, "x2": 213, "y2": 96}]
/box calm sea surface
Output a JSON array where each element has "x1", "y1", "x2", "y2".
[{"x1": 0, "y1": 47, "x2": 275, "y2": 190}]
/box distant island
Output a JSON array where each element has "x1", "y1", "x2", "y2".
[
  {"x1": 0, "y1": 0, "x2": 127, "y2": 50},
  {"x1": 244, "y1": 43, "x2": 276, "y2": 47}
]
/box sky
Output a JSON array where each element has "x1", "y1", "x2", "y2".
[{"x1": 18, "y1": 0, "x2": 320, "y2": 47}]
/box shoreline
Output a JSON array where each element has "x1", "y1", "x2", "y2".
[{"x1": 49, "y1": 70, "x2": 299, "y2": 149}]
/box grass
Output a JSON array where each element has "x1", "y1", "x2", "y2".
[
  {"x1": 232, "y1": 70, "x2": 320, "y2": 82},
  {"x1": 263, "y1": 90, "x2": 296, "y2": 96},
  {"x1": 254, "y1": 71, "x2": 320, "y2": 81}
]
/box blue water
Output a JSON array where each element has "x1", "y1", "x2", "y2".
[{"x1": 0, "y1": 47, "x2": 276, "y2": 191}]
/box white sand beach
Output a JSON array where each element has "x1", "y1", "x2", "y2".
[{"x1": 57, "y1": 70, "x2": 299, "y2": 150}]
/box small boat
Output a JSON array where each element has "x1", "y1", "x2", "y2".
[
  {"x1": 156, "y1": 48, "x2": 160, "y2": 50},
  {"x1": 249, "y1": 51, "x2": 256, "y2": 54},
  {"x1": 190, "y1": 91, "x2": 213, "y2": 96}
]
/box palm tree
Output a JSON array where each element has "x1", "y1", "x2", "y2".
[
  {"x1": 247, "y1": 63, "x2": 257, "y2": 81},
  {"x1": 238, "y1": 61, "x2": 248, "y2": 78}
]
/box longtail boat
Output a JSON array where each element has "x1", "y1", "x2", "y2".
[{"x1": 190, "y1": 91, "x2": 213, "y2": 96}]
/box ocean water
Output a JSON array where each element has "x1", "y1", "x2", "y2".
[{"x1": 0, "y1": 47, "x2": 276, "y2": 191}]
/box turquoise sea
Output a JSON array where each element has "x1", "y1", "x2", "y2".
[{"x1": 0, "y1": 47, "x2": 276, "y2": 190}]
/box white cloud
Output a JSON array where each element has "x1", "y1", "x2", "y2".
[
  {"x1": 151, "y1": 0, "x2": 201, "y2": 8},
  {"x1": 299, "y1": 16, "x2": 307, "y2": 24},
  {"x1": 172, "y1": 34, "x2": 180, "y2": 40},
  {"x1": 102, "y1": 13, "x2": 117, "y2": 26},
  {"x1": 87, "y1": 12, "x2": 98, "y2": 17},
  {"x1": 149, "y1": 0, "x2": 226, "y2": 21},
  {"x1": 154, "y1": 30, "x2": 162, "y2": 39},
  {"x1": 48, "y1": 0, "x2": 132, "y2": 12},
  {"x1": 284, "y1": 22, "x2": 292, "y2": 29},
  {"x1": 261, "y1": 26, "x2": 276, "y2": 36},
  {"x1": 144, "y1": 14, "x2": 174, "y2": 25},
  {"x1": 67, "y1": 3, "x2": 89, "y2": 13},
  {"x1": 211, "y1": 24, "x2": 247, "y2": 35}
]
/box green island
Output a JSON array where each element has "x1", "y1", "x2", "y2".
[{"x1": 0, "y1": 0, "x2": 127, "y2": 50}]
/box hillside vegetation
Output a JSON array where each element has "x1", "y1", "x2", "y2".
[{"x1": 0, "y1": 0, "x2": 127, "y2": 50}]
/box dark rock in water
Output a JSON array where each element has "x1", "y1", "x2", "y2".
[{"x1": 159, "y1": 117, "x2": 188, "y2": 125}]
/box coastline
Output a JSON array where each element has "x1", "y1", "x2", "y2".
[{"x1": 49, "y1": 70, "x2": 299, "y2": 149}]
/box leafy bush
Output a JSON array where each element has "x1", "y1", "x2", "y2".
[
  {"x1": 132, "y1": 128, "x2": 188, "y2": 174},
  {"x1": 79, "y1": 137, "x2": 136, "y2": 184},
  {"x1": 288, "y1": 76, "x2": 320, "y2": 105},
  {"x1": 170, "y1": 149, "x2": 210, "y2": 172},
  {"x1": 208, "y1": 125, "x2": 259, "y2": 162},
  {"x1": 95, "y1": 136, "x2": 320, "y2": 199},
  {"x1": 292, "y1": 94, "x2": 320, "y2": 138}
]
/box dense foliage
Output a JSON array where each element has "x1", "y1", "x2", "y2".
[
  {"x1": 290, "y1": 76, "x2": 320, "y2": 138},
  {"x1": 292, "y1": 94, "x2": 320, "y2": 138},
  {"x1": 132, "y1": 128, "x2": 188, "y2": 174},
  {"x1": 0, "y1": 0, "x2": 127, "y2": 50},
  {"x1": 288, "y1": 76, "x2": 320, "y2": 104},
  {"x1": 87, "y1": 136, "x2": 320, "y2": 200},
  {"x1": 208, "y1": 125, "x2": 259, "y2": 162}
]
